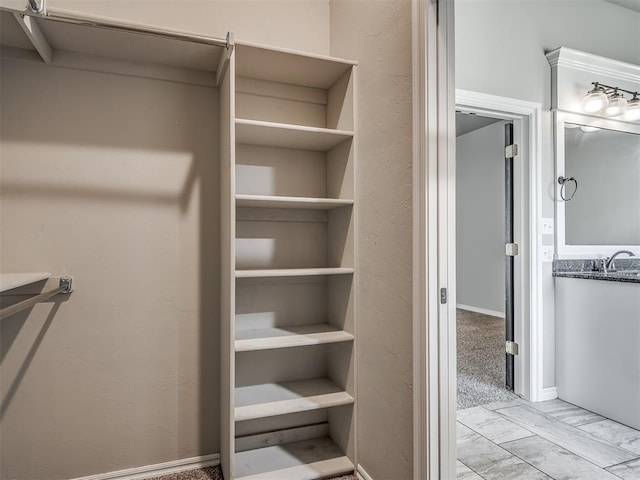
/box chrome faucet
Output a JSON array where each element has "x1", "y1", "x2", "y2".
[{"x1": 604, "y1": 250, "x2": 636, "y2": 273}]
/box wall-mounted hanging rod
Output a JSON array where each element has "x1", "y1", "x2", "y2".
[
  {"x1": 0, "y1": 277, "x2": 73, "y2": 321},
  {"x1": 19, "y1": 6, "x2": 233, "y2": 49}
]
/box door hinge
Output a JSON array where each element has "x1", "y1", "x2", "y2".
[
  {"x1": 506, "y1": 243, "x2": 519, "y2": 256},
  {"x1": 506, "y1": 341, "x2": 519, "y2": 356},
  {"x1": 440, "y1": 288, "x2": 447, "y2": 304},
  {"x1": 505, "y1": 144, "x2": 518, "y2": 159}
]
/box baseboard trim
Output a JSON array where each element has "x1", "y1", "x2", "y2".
[
  {"x1": 69, "y1": 454, "x2": 220, "y2": 480},
  {"x1": 456, "y1": 304, "x2": 505, "y2": 319},
  {"x1": 356, "y1": 464, "x2": 373, "y2": 480},
  {"x1": 538, "y1": 387, "x2": 558, "y2": 402}
]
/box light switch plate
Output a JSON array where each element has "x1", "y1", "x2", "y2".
[
  {"x1": 541, "y1": 246, "x2": 554, "y2": 262},
  {"x1": 540, "y1": 218, "x2": 554, "y2": 235}
]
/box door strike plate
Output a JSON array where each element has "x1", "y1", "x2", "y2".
[
  {"x1": 506, "y1": 243, "x2": 519, "y2": 256},
  {"x1": 506, "y1": 341, "x2": 519, "y2": 356}
]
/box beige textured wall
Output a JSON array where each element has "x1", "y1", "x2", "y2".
[
  {"x1": 330, "y1": 1, "x2": 414, "y2": 479},
  {"x1": 51, "y1": 0, "x2": 330, "y2": 55},
  {"x1": 0, "y1": 3, "x2": 331, "y2": 479},
  {"x1": 0, "y1": 59, "x2": 219, "y2": 480}
]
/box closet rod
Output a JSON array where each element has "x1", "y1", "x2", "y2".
[
  {"x1": 0, "y1": 277, "x2": 73, "y2": 321},
  {"x1": 19, "y1": 7, "x2": 233, "y2": 49}
]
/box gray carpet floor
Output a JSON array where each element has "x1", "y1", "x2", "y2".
[
  {"x1": 148, "y1": 465, "x2": 355, "y2": 480},
  {"x1": 456, "y1": 308, "x2": 519, "y2": 409}
]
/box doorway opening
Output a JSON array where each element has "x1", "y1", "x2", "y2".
[{"x1": 455, "y1": 112, "x2": 520, "y2": 409}]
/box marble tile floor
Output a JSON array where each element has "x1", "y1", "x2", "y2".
[{"x1": 457, "y1": 398, "x2": 640, "y2": 480}]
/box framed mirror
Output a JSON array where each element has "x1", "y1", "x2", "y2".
[{"x1": 555, "y1": 111, "x2": 640, "y2": 256}]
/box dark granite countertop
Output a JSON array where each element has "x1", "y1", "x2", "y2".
[{"x1": 553, "y1": 258, "x2": 640, "y2": 284}]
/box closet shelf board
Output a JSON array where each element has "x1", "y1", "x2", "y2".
[
  {"x1": 236, "y1": 41, "x2": 356, "y2": 89},
  {"x1": 235, "y1": 324, "x2": 354, "y2": 352},
  {"x1": 0, "y1": 273, "x2": 51, "y2": 293},
  {"x1": 235, "y1": 268, "x2": 354, "y2": 278},
  {"x1": 0, "y1": 10, "x2": 224, "y2": 73},
  {"x1": 235, "y1": 119, "x2": 353, "y2": 151},
  {"x1": 234, "y1": 378, "x2": 354, "y2": 422},
  {"x1": 236, "y1": 194, "x2": 354, "y2": 210},
  {"x1": 234, "y1": 437, "x2": 354, "y2": 480}
]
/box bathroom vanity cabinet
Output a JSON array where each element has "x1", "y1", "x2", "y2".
[{"x1": 556, "y1": 276, "x2": 640, "y2": 430}]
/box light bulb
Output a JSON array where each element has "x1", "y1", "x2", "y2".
[
  {"x1": 623, "y1": 96, "x2": 640, "y2": 122},
  {"x1": 605, "y1": 92, "x2": 628, "y2": 117},
  {"x1": 581, "y1": 87, "x2": 608, "y2": 113}
]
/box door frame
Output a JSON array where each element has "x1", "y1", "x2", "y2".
[
  {"x1": 412, "y1": 0, "x2": 546, "y2": 474},
  {"x1": 456, "y1": 90, "x2": 544, "y2": 403}
]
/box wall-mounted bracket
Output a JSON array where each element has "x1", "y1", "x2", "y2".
[
  {"x1": 27, "y1": 0, "x2": 44, "y2": 14},
  {"x1": 13, "y1": 10, "x2": 52, "y2": 63},
  {"x1": 59, "y1": 276, "x2": 73, "y2": 293},
  {"x1": 0, "y1": 275, "x2": 73, "y2": 320},
  {"x1": 216, "y1": 31, "x2": 235, "y2": 87}
]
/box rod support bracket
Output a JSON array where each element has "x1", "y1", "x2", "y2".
[
  {"x1": 27, "y1": 0, "x2": 45, "y2": 14},
  {"x1": 59, "y1": 276, "x2": 73, "y2": 293},
  {"x1": 225, "y1": 31, "x2": 235, "y2": 50}
]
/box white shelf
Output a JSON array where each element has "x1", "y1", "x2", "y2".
[
  {"x1": 235, "y1": 119, "x2": 353, "y2": 151},
  {"x1": 235, "y1": 324, "x2": 354, "y2": 352},
  {"x1": 235, "y1": 436, "x2": 354, "y2": 480},
  {"x1": 236, "y1": 268, "x2": 354, "y2": 279},
  {"x1": 236, "y1": 194, "x2": 353, "y2": 210},
  {"x1": 234, "y1": 378, "x2": 354, "y2": 422},
  {"x1": 0, "y1": 10, "x2": 225, "y2": 74},
  {"x1": 0, "y1": 273, "x2": 51, "y2": 293},
  {"x1": 236, "y1": 42, "x2": 356, "y2": 89}
]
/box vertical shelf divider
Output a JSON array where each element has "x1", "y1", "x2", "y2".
[{"x1": 220, "y1": 52, "x2": 236, "y2": 480}]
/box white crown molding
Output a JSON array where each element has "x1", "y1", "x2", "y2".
[
  {"x1": 68, "y1": 454, "x2": 220, "y2": 480},
  {"x1": 546, "y1": 47, "x2": 640, "y2": 85}
]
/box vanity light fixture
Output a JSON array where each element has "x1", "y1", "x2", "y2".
[
  {"x1": 605, "y1": 90, "x2": 628, "y2": 117},
  {"x1": 581, "y1": 84, "x2": 609, "y2": 113},
  {"x1": 624, "y1": 95, "x2": 640, "y2": 122},
  {"x1": 581, "y1": 82, "x2": 639, "y2": 121}
]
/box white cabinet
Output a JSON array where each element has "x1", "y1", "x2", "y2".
[
  {"x1": 220, "y1": 43, "x2": 357, "y2": 480},
  {"x1": 556, "y1": 277, "x2": 640, "y2": 430}
]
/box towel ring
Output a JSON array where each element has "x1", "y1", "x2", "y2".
[{"x1": 558, "y1": 176, "x2": 578, "y2": 201}]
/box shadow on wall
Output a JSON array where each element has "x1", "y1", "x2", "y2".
[{"x1": 0, "y1": 58, "x2": 220, "y2": 477}]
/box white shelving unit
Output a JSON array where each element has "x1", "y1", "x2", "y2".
[{"x1": 221, "y1": 42, "x2": 357, "y2": 479}]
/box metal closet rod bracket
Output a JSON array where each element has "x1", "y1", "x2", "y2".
[
  {"x1": 0, "y1": 276, "x2": 73, "y2": 321},
  {"x1": 27, "y1": 0, "x2": 44, "y2": 14},
  {"x1": 59, "y1": 276, "x2": 73, "y2": 293}
]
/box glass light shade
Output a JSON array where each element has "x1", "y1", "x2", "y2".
[
  {"x1": 623, "y1": 97, "x2": 640, "y2": 122},
  {"x1": 604, "y1": 93, "x2": 628, "y2": 117},
  {"x1": 581, "y1": 89, "x2": 608, "y2": 113}
]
